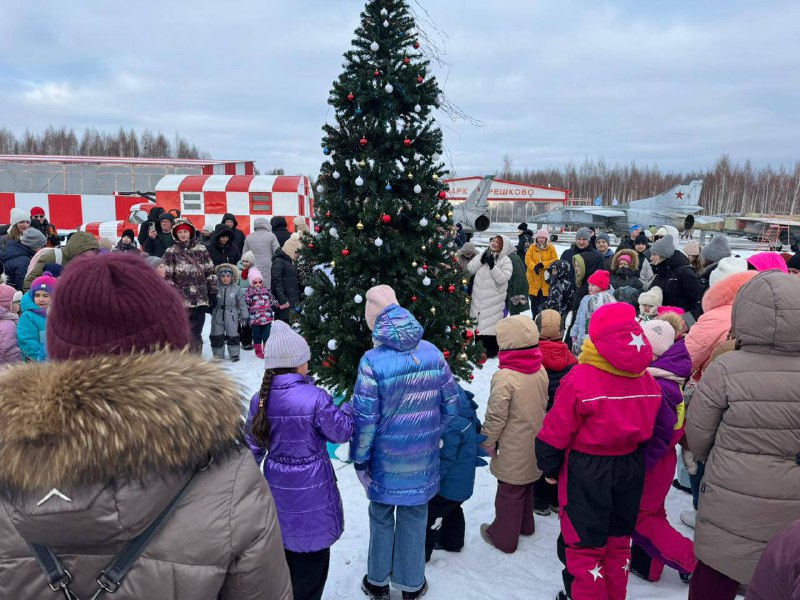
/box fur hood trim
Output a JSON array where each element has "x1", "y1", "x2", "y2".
[
  {"x1": 215, "y1": 262, "x2": 241, "y2": 283},
  {"x1": 702, "y1": 270, "x2": 758, "y2": 313},
  {"x1": 0, "y1": 351, "x2": 244, "y2": 494},
  {"x1": 612, "y1": 249, "x2": 639, "y2": 272}
]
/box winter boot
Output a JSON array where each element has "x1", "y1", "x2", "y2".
[
  {"x1": 231, "y1": 356, "x2": 240, "y2": 362},
  {"x1": 242, "y1": 343, "x2": 254, "y2": 351},
  {"x1": 361, "y1": 576, "x2": 389, "y2": 600},
  {"x1": 402, "y1": 579, "x2": 428, "y2": 600},
  {"x1": 555, "y1": 592, "x2": 571, "y2": 600},
  {"x1": 680, "y1": 509, "x2": 696, "y2": 529},
  {"x1": 254, "y1": 343, "x2": 264, "y2": 359}
]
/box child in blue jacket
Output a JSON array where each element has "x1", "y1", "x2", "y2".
[
  {"x1": 425, "y1": 386, "x2": 488, "y2": 562},
  {"x1": 17, "y1": 272, "x2": 57, "y2": 362}
]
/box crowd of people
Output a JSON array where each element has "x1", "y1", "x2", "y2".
[{"x1": 0, "y1": 212, "x2": 799, "y2": 600}]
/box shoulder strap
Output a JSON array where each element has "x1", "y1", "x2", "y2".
[
  {"x1": 27, "y1": 465, "x2": 202, "y2": 599},
  {"x1": 53, "y1": 248, "x2": 62, "y2": 265}
]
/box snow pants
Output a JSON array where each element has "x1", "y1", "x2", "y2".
[
  {"x1": 688, "y1": 560, "x2": 741, "y2": 600},
  {"x1": 425, "y1": 495, "x2": 465, "y2": 562},
  {"x1": 558, "y1": 450, "x2": 644, "y2": 600},
  {"x1": 187, "y1": 307, "x2": 206, "y2": 354},
  {"x1": 631, "y1": 439, "x2": 696, "y2": 581},
  {"x1": 485, "y1": 481, "x2": 535, "y2": 553},
  {"x1": 210, "y1": 308, "x2": 240, "y2": 359}
]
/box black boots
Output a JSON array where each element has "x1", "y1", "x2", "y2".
[
  {"x1": 361, "y1": 576, "x2": 389, "y2": 600},
  {"x1": 402, "y1": 579, "x2": 428, "y2": 600}
]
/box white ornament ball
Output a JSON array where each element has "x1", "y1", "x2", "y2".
[
  {"x1": 432, "y1": 153, "x2": 441, "y2": 161},
  {"x1": 329, "y1": 227, "x2": 339, "y2": 238},
  {"x1": 440, "y1": 215, "x2": 448, "y2": 223},
  {"x1": 354, "y1": 294, "x2": 364, "y2": 304},
  {"x1": 370, "y1": 41, "x2": 379, "y2": 52},
  {"x1": 419, "y1": 217, "x2": 429, "y2": 227},
  {"x1": 413, "y1": 184, "x2": 422, "y2": 194},
  {"x1": 316, "y1": 184, "x2": 324, "y2": 193},
  {"x1": 355, "y1": 176, "x2": 364, "y2": 186},
  {"x1": 383, "y1": 20, "x2": 389, "y2": 27},
  {"x1": 425, "y1": 64, "x2": 433, "y2": 74},
  {"x1": 320, "y1": 314, "x2": 327, "y2": 323},
  {"x1": 374, "y1": 237, "x2": 384, "y2": 247},
  {"x1": 414, "y1": 104, "x2": 421, "y2": 113},
  {"x1": 422, "y1": 276, "x2": 431, "y2": 286},
  {"x1": 384, "y1": 83, "x2": 394, "y2": 94},
  {"x1": 304, "y1": 286, "x2": 314, "y2": 297},
  {"x1": 414, "y1": 153, "x2": 422, "y2": 161},
  {"x1": 327, "y1": 339, "x2": 338, "y2": 350},
  {"x1": 332, "y1": 171, "x2": 340, "y2": 179},
  {"x1": 380, "y1": 7, "x2": 388, "y2": 15}
]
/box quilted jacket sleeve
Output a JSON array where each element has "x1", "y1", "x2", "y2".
[
  {"x1": 685, "y1": 360, "x2": 728, "y2": 462},
  {"x1": 684, "y1": 314, "x2": 717, "y2": 374},
  {"x1": 16, "y1": 313, "x2": 42, "y2": 362},
  {"x1": 350, "y1": 355, "x2": 380, "y2": 466},
  {"x1": 537, "y1": 372, "x2": 581, "y2": 451},
  {"x1": 481, "y1": 372, "x2": 512, "y2": 448},
  {"x1": 489, "y1": 255, "x2": 513, "y2": 285},
  {"x1": 314, "y1": 390, "x2": 355, "y2": 444},
  {"x1": 439, "y1": 361, "x2": 459, "y2": 430}
]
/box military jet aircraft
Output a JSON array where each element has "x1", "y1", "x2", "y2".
[
  {"x1": 536, "y1": 180, "x2": 720, "y2": 235},
  {"x1": 451, "y1": 175, "x2": 493, "y2": 235}
]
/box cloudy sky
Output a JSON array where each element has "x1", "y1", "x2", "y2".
[{"x1": 1, "y1": 0, "x2": 798, "y2": 177}]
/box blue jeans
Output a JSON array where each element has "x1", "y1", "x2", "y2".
[
  {"x1": 689, "y1": 461, "x2": 705, "y2": 510},
  {"x1": 368, "y1": 501, "x2": 428, "y2": 592}
]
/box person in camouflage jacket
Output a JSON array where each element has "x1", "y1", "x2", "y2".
[{"x1": 163, "y1": 218, "x2": 218, "y2": 353}]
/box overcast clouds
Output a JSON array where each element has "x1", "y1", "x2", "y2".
[{"x1": 1, "y1": 0, "x2": 799, "y2": 177}]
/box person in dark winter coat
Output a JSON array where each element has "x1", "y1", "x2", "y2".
[
  {"x1": 595, "y1": 233, "x2": 615, "y2": 270},
  {"x1": 354, "y1": 286, "x2": 458, "y2": 600},
  {"x1": 454, "y1": 223, "x2": 466, "y2": 249},
  {"x1": 113, "y1": 228, "x2": 140, "y2": 254},
  {"x1": 536, "y1": 303, "x2": 661, "y2": 600},
  {"x1": 210, "y1": 264, "x2": 248, "y2": 362},
  {"x1": 748, "y1": 519, "x2": 800, "y2": 600},
  {"x1": 561, "y1": 228, "x2": 604, "y2": 337},
  {"x1": 532, "y1": 309, "x2": 577, "y2": 515},
  {"x1": 616, "y1": 224, "x2": 644, "y2": 253},
  {"x1": 207, "y1": 225, "x2": 242, "y2": 266},
  {"x1": 220, "y1": 213, "x2": 246, "y2": 254},
  {"x1": 648, "y1": 235, "x2": 702, "y2": 315},
  {"x1": 137, "y1": 205, "x2": 165, "y2": 246},
  {"x1": 23, "y1": 231, "x2": 99, "y2": 292},
  {"x1": 506, "y1": 252, "x2": 530, "y2": 315},
  {"x1": 271, "y1": 216, "x2": 291, "y2": 248},
  {"x1": 245, "y1": 321, "x2": 354, "y2": 600},
  {"x1": 271, "y1": 241, "x2": 301, "y2": 322},
  {"x1": 143, "y1": 211, "x2": 175, "y2": 258},
  {"x1": 29, "y1": 206, "x2": 59, "y2": 248},
  {"x1": 634, "y1": 234, "x2": 655, "y2": 287},
  {"x1": 426, "y1": 386, "x2": 487, "y2": 562},
  {"x1": 614, "y1": 285, "x2": 642, "y2": 309},
  {"x1": 515, "y1": 222, "x2": 533, "y2": 261},
  {"x1": 0, "y1": 228, "x2": 46, "y2": 290},
  {"x1": 541, "y1": 260, "x2": 575, "y2": 322},
  {"x1": 610, "y1": 250, "x2": 643, "y2": 292}
]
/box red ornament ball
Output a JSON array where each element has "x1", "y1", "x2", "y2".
[
  {"x1": 325, "y1": 211, "x2": 331, "y2": 217},
  {"x1": 404, "y1": 57, "x2": 411, "y2": 65},
  {"x1": 413, "y1": 41, "x2": 420, "y2": 49},
  {"x1": 437, "y1": 243, "x2": 443, "y2": 249},
  {"x1": 438, "y1": 285, "x2": 444, "y2": 292},
  {"x1": 374, "y1": 70, "x2": 380, "y2": 77},
  {"x1": 307, "y1": 242, "x2": 315, "y2": 249},
  {"x1": 314, "y1": 225, "x2": 321, "y2": 233},
  {"x1": 448, "y1": 285, "x2": 455, "y2": 293},
  {"x1": 443, "y1": 350, "x2": 451, "y2": 359},
  {"x1": 464, "y1": 330, "x2": 474, "y2": 340},
  {"x1": 422, "y1": 264, "x2": 428, "y2": 270},
  {"x1": 478, "y1": 353, "x2": 488, "y2": 365},
  {"x1": 411, "y1": 295, "x2": 418, "y2": 302},
  {"x1": 417, "y1": 76, "x2": 424, "y2": 84},
  {"x1": 381, "y1": 214, "x2": 391, "y2": 224},
  {"x1": 347, "y1": 93, "x2": 355, "y2": 101},
  {"x1": 360, "y1": 137, "x2": 368, "y2": 147},
  {"x1": 438, "y1": 191, "x2": 447, "y2": 199},
  {"x1": 341, "y1": 248, "x2": 350, "y2": 256},
  {"x1": 403, "y1": 138, "x2": 412, "y2": 147},
  {"x1": 469, "y1": 374, "x2": 475, "y2": 381}
]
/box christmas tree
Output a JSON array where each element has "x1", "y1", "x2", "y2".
[{"x1": 298, "y1": 0, "x2": 482, "y2": 396}]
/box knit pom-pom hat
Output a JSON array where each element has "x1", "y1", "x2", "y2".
[{"x1": 641, "y1": 319, "x2": 676, "y2": 358}]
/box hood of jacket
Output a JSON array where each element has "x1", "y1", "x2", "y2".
[
  {"x1": 612, "y1": 249, "x2": 639, "y2": 272},
  {"x1": 0, "y1": 351, "x2": 244, "y2": 545},
  {"x1": 215, "y1": 262, "x2": 241, "y2": 284},
  {"x1": 457, "y1": 388, "x2": 479, "y2": 419},
  {"x1": 212, "y1": 224, "x2": 234, "y2": 246},
  {"x1": 221, "y1": 213, "x2": 238, "y2": 229},
  {"x1": 575, "y1": 246, "x2": 604, "y2": 277},
  {"x1": 493, "y1": 235, "x2": 514, "y2": 260},
  {"x1": 548, "y1": 259, "x2": 572, "y2": 281},
  {"x1": 64, "y1": 231, "x2": 100, "y2": 261},
  {"x1": 170, "y1": 217, "x2": 197, "y2": 242},
  {"x1": 1, "y1": 240, "x2": 34, "y2": 262},
  {"x1": 372, "y1": 304, "x2": 424, "y2": 352},
  {"x1": 649, "y1": 338, "x2": 692, "y2": 381},
  {"x1": 271, "y1": 216, "x2": 288, "y2": 231},
  {"x1": 731, "y1": 271, "x2": 800, "y2": 356},
  {"x1": 253, "y1": 217, "x2": 271, "y2": 231},
  {"x1": 496, "y1": 315, "x2": 539, "y2": 350},
  {"x1": 457, "y1": 242, "x2": 477, "y2": 258},
  {"x1": 540, "y1": 339, "x2": 577, "y2": 372},
  {"x1": 654, "y1": 249, "x2": 690, "y2": 273},
  {"x1": 702, "y1": 270, "x2": 758, "y2": 313},
  {"x1": 0, "y1": 305, "x2": 18, "y2": 323},
  {"x1": 19, "y1": 292, "x2": 41, "y2": 314}
]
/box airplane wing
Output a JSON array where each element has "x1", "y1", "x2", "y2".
[
  {"x1": 652, "y1": 206, "x2": 705, "y2": 217},
  {"x1": 584, "y1": 208, "x2": 626, "y2": 218},
  {"x1": 736, "y1": 216, "x2": 800, "y2": 227},
  {"x1": 690, "y1": 215, "x2": 725, "y2": 225}
]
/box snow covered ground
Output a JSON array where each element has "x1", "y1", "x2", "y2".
[{"x1": 215, "y1": 339, "x2": 699, "y2": 600}]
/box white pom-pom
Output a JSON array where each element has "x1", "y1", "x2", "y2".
[
  {"x1": 355, "y1": 176, "x2": 364, "y2": 186},
  {"x1": 329, "y1": 227, "x2": 338, "y2": 238},
  {"x1": 384, "y1": 83, "x2": 394, "y2": 94},
  {"x1": 422, "y1": 276, "x2": 431, "y2": 286},
  {"x1": 332, "y1": 171, "x2": 340, "y2": 179},
  {"x1": 354, "y1": 294, "x2": 364, "y2": 304},
  {"x1": 370, "y1": 41, "x2": 379, "y2": 51},
  {"x1": 414, "y1": 104, "x2": 421, "y2": 113},
  {"x1": 327, "y1": 339, "x2": 338, "y2": 350},
  {"x1": 413, "y1": 184, "x2": 422, "y2": 194},
  {"x1": 316, "y1": 184, "x2": 324, "y2": 193},
  {"x1": 304, "y1": 286, "x2": 314, "y2": 296},
  {"x1": 419, "y1": 217, "x2": 429, "y2": 227},
  {"x1": 374, "y1": 237, "x2": 384, "y2": 247}
]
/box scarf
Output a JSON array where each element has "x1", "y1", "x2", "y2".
[
  {"x1": 578, "y1": 339, "x2": 643, "y2": 378},
  {"x1": 498, "y1": 347, "x2": 543, "y2": 374},
  {"x1": 536, "y1": 241, "x2": 549, "y2": 250}
]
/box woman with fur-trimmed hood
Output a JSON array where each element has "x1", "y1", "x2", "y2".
[
  {"x1": 0, "y1": 254, "x2": 291, "y2": 600},
  {"x1": 610, "y1": 249, "x2": 644, "y2": 292}
]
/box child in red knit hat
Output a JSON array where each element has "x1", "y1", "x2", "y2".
[
  {"x1": 571, "y1": 269, "x2": 615, "y2": 355},
  {"x1": 536, "y1": 302, "x2": 662, "y2": 600}
]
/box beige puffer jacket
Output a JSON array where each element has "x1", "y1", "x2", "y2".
[
  {"x1": 481, "y1": 316, "x2": 549, "y2": 485},
  {"x1": 686, "y1": 271, "x2": 800, "y2": 585},
  {"x1": 468, "y1": 235, "x2": 514, "y2": 335},
  {"x1": 0, "y1": 351, "x2": 292, "y2": 600}
]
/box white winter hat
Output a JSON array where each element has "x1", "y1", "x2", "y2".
[
  {"x1": 641, "y1": 319, "x2": 676, "y2": 358},
  {"x1": 9, "y1": 207, "x2": 30, "y2": 227},
  {"x1": 263, "y1": 320, "x2": 311, "y2": 369},
  {"x1": 638, "y1": 286, "x2": 663, "y2": 307},
  {"x1": 709, "y1": 256, "x2": 748, "y2": 288},
  {"x1": 365, "y1": 284, "x2": 398, "y2": 330}
]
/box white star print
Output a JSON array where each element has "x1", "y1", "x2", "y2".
[
  {"x1": 623, "y1": 559, "x2": 630, "y2": 574},
  {"x1": 589, "y1": 563, "x2": 604, "y2": 581},
  {"x1": 629, "y1": 332, "x2": 646, "y2": 351}
]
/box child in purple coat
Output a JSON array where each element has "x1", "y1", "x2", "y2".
[{"x1": 245, "y1": 320, "x2": 354, "y2": 600}]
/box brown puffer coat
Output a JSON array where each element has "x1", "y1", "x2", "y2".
[
  {"x1": 686, "y1": 271, "x2": 800, "y2": 585},
  {"x1": 0, "y1": 351, "x2": 292, "y2": 600},
  {"x1": 481, "y1": 316, "x2": 549, "y2": 485}
]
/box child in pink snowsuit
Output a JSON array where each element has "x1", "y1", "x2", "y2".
[
  {"x1": 536, "y1": 303, "x2": 662, "y2": 600},
  {"x1": 630, "y1": 318, "x2": 697, "y2": 583}
]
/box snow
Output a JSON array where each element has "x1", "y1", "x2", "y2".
[{"x1": 216, "y1": 336, "x2": 700, "y2": 600}]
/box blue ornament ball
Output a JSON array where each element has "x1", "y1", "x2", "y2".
[
  {"x1": 355, "y1": 108, "x2": 363, "y2": 116},
  {"x1": 385, "y1": 184, "x2": 393, "y2": 191},
  {"x1": 323, "y1": 147, "x2": 330, "y2": 155}
]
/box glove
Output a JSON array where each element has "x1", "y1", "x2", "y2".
[
  {"x1": 481, "y1": 443, "x2": 497, "y2": 457},
  {"x1": 480, "y1": 250, "x2": 489, "y2": 265},
  {"x1": 356, "y1": 469, "x2": 372, "y2": 492},
  {"x1": 682, "y1": 447, "x2": 698, "y2": 475},
  {"x1": 534, "y1": 262, "x2": 544, "y2": 275},
  {"x1": 207, "y1": 294, "x2": 218, "y2": 313},
  {"x1": 485, "y1": 253, "x2": 495, "y2": 269}
]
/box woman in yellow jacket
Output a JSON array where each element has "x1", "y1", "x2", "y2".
[{"x1": 525, "y1": 229, "x2": 559, "y2": 315}]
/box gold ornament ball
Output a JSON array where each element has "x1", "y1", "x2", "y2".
[
  {"x1": 421, "y1": 245, "x2": 427, "y2": 251},
  {"x1": 447, "y1": 211, "x2": 453, "y2": 217},
  {"x1": 465, "y1": 319, "x2": 471, "y2": 326},
  {"x1": 356, "y1": 221, "x2": 365, "y2": 230},
  {"x1": 359, "y1": 160, "x2": 366, "y2": 167},
  {"x1": 433, "y1": 174, "x2": 439, "y2": 180},
  {"x1": 407, "y1": 173, "x2": 414, "y2": 179},
  {"x1": 411, "y1": 261, "x2": 418, "y2": 267},
  {"x1": 459, "y1": 353, "x2": 468, "y2": 361},
  {"x1": 461, "y1": 278, "x2": 468, "y2": 285},
  {"x1": 465, "y1": 297, "x2": 470, "y2": 304},
  {"x1": 330, "y1": 261, "x2": 336, "y2": 267},
  {"x1": 430, "y1": 307, "x2": 436, "y2": 314}
]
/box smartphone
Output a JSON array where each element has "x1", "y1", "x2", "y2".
[{"x1": 149, "y1": 222, "x2": 156, "y2": 233}]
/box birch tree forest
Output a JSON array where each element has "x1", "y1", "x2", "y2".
[{"x1": 498, "y1": 154, "x2": 800, "y2": 216}]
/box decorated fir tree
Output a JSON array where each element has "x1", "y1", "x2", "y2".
[{"x1": 298, "y1": 0, "x2": 482, "y2": 396}]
